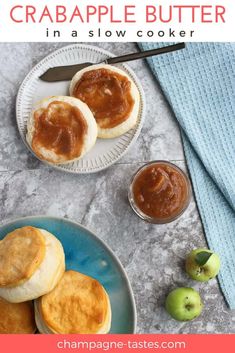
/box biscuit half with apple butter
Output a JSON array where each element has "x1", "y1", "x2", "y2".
[
  {"x1": 70, "y1": 64, "x2": 140, "y2": 138},
  {"x1": 27, "y1": 96, "x2": 97, "y2": 164}
]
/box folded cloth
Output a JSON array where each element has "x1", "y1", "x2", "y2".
[{"x1": 138, "y1": 42, "x2": 235, "y2": 308}]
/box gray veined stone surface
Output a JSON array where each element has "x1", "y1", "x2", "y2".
[{"x1": 0, "y1": 42, "x2": 235, "y2": 333}]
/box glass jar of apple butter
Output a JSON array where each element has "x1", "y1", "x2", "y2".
[{"x1": 128, "y1": 161, "x2": 191, "y2": 223}]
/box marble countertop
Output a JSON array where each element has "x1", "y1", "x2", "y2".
[{"x1": 0, "y1": 42, "x2": 234, "y2": 333}]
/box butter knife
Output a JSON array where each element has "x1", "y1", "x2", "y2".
[{"x1": 40, "y1": 43, "x2": 185, "y2": 82}]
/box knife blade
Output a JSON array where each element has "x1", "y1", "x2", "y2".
[{"x1": 40, "y1": 62, "x2": 94, "y2": 82}]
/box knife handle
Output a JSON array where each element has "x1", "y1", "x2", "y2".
[{"x1": 104, "y1": 43, "x2": 185, "y2": 65}]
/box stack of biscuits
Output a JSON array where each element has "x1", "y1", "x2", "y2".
[{"x1": 0, "y1": 226, "x2": 111, "y2": 334}]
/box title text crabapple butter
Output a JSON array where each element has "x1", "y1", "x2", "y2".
[{"x1": 10, "y1": 5, "x2": 226, "y2": 24}]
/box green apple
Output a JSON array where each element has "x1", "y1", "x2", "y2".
[
  {"x1": 185, "y1": 248, "x2": 221, "y2": 282},
  {"x1": 165, "y1": 287, "x2": 203, "y2": 321}
]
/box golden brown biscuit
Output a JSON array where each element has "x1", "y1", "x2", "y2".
[
  {"x1": 0, "y1": 297, "x2": 36, "y2": 334},
  {"x1": 38, "y1": 270, "x2": 111, "y2": 334},
  {"x1": 0, "y1": 226, "x2": 46, "y2": 288},
  {"x1": 0, "y1": 229, "x2": 65, "y2": 303}
]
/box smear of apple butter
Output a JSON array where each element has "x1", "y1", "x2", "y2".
[
  {"x1": 32, "y1": 101, "x2": 88, "y2": 162},
  {"x1": 72, "y1": 68, "x2": 134, "y2": 129}
]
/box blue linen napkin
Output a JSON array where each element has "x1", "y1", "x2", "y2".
[{"x1": 138, "y1": 43, "x2": 235, "y2": 308}]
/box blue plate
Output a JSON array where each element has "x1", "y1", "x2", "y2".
[{"x1": 0, "y1": 216, "x2": 136, "y2": 333}]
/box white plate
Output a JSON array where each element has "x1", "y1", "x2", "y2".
[{"x1": 16, "y1": 44, "x2": 145, "y2": 174}]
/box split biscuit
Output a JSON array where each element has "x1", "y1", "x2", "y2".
[
  {"x1": 27, "y1": 96, "x2": 97, "y2": 164},
  {"x1": 70, "y1": 64, "x2": 140, "y2": 139}
]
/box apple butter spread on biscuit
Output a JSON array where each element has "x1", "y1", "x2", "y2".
[
  {"x1": 72, "y1": 68, "x2": 134, "y2": 129},
  {"x1": 32, "y1": 101, "x2": 88, "y2": 162}
]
